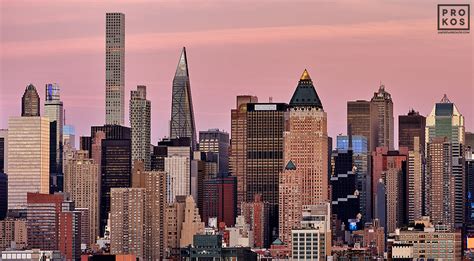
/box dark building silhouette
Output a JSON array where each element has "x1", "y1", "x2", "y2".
[
  {"x1": 80, "y1": 136, "x2": 92, "y2": 153},
  {"x1": 0, "y1": 173, "x2": 7, "y2": 219},
  {"x1": 202, "y1": 174, "x2": 236, "y2": 227},
  {"x1": 21, "y1": 84, "x2": 40, "y2": 117},
  {"x1": 398, "y1": 109, "x2": 426, "y2": 151},
  {"x1": 91, "y1": 125, "x2": 131, "y2": 235},
  {"x1": 199, "y1": 129, "x2": 229, "y2": 174},
  {"x1": 151, "y1": 137, "x2": 191, "y2": 172}
]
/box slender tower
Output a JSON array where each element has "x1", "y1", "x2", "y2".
[
  {"x1": 279, "y1": 69, "x2": 328, "y2": 244},
  {"x1": 370, "y1": 84, "x2": 394, "y2": 149},
  {"x1": 130, "y1": 85, "x2": 151, "y2": 170},
  {"x1": 105, "y1": 13, "x2": 125, "y2": 125},
  {"x1": 170, "y1": 47, "x2": 197, "y2": 150}
]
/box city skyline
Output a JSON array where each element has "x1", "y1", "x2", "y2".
[{"x1": 1, "y1": 1, "x2": 472, "y2": 146}]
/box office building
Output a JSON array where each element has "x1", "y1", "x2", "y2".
[
  {"x1": 21, "y1": 84, "x2": 40, "y2": 117},
  {"x1": 105, "y1": 13, "x2": 125, "y2": 125},
  {"x1": 0, "y1": 129, "x2": 7, "y2": 173},
  {"x1": 279, "y1": 160, "x2": 301, "y2": 245},
  {"x1": 202, "y1": 174, "x2": 237, "y2": 227},
  {"x1": 241, "y1": 194, "x2": 271, "y2": 248},
  {"x1": 165, "y1": 156, "x2": 190, "y2": 203},
  {"x1": 170, "y1": 47, "x2": 197, "y2": 150},
  {"x1": 110, "y1": 188, "x2": 145, "y2": 259},
  {"x1": 407, "y1": 137, "x2": 423, "y2": 223},
  {"x1": 230, "y1": 95, "x2": 258, "y2": 212},
  {"x1": 0, "y1": 173, "x2": 6, "y2": 219},
  {"x1": 198, "y1": 129, "x2": 229, "y2": 174},
  {"x1": 44, "y1": 83, "x2": 64, "y2": 192},
  {"x1": 347, "y1": 100, "x2": 378, "y2": 151},
  {"x1": 7, "y1": 117, "x2": 50, "y2": 209},
  {"x1": 279, "y1": 69, "x2": 328, "y2": 244},
  {"x1": 130, "y1": 85, "x2": 151, "y2": 170},
  {"x1": 63, "y1": 124, "x2": 75, "y2": 149},
  {"x1": 425, "y1": 95, "x2": 465, "y2": 229},
  {"x1": 370, "y1": 84, "x2": 394, "y2": 149},
  {"x1": 291, "y1": 203, "x2": 331, "y2": 260},
  {"x1": 0, "y1": 218, "x2": 27, "y2": 251},
  {"x1": 64, "y1": 150, "x2": 100, "y2": 245},
  {"x1": 398, "y1": 109, "x2": 426, "y2": 151}
]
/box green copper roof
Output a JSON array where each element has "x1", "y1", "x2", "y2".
[
  {"x1": 289, "y1": 69, "x2": 323, "y2": 109},
  {"x1": 285, "y1": 160, "x2": 296, "y2": 170},
  {"x1": 272, "y1": 238, "x2": 285, "y2": 245}
]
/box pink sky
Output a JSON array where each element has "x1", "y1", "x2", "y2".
[{"x1": 1, "y1": 0, "x2": 472, "y2": 146}]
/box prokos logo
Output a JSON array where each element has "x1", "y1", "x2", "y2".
[{"x1": 438, "y1": 4, "x2": 470, "y2": 33}]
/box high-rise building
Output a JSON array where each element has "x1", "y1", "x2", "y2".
[
  {"x1": 165, "y1": 156, "x2": 190, "y2": 203},
  {"x1": 0, "y1": 173, "x2": 7, "y2": 219},
  {"x1": 179, "y1": 195, "x2": 205, "y2": 247},
  {"x1": 105, "y1": 13, "x2": 125, "y2": 125},
  {"x1": 64, "y1": 150, "x2": 100, "y2": 245},
  {"x1": 290, "y1": 203, "x2": 332, "y2": 260},
  {"x1": 44, "y1": 83, "x2": 64, "y2": 192},
  {"x1": 372, "y1": 147, "x2": 408, "y2": 232},
  {"x1": 91, "y1": 125, "x2": 131, "y2": 235},
  {"x1": 407, "y1": 137, "x2": 423, "y2": 223},
  {"x1": 21, "y1": 84, "x2": 40, "y2": 117},
  {"x1": 63, "y1": 124, "x2": 75, "y2": 149},
  {"x1": 110, "y1": 188, "x2": 145, "y2": 259},
  {"x1": 198, "y1": 129, "x2": 229, "y2": 174},
  {"x1": 27, "y1": 193, "x2": 81, "y2": 260},
  {"x1": 279, "y1": 69, "x2": 328, "y2": 244},
  {"x1": 241, "y1": 194, "x2": 271, "y2": 248},
  {"x1": 202, "y1": 174, "x2": 237, "y2": 227},
  {"x1": 466, "y1": 156, "x2": 474, "y2": 242},
  {"x1": 398, "y1": 109, "x2": 426, "y2": 151},
  {"x1": 347, "y1": 100, "x2": 378, "y2": 151},
  {"x1": 230, "y1": 95, "x2": 258, "y2": 213},
  {"x1": 370, "y1": 84, "x2": 394, "y2": 149},
  {"x1": 0, "y1": 218, "x2": 27, "y2": 251},
  {"x1": 130, "y1": 85, "x2": 151, "y2": 170},
  {"x1": 170, "y1": 47, "x2": 197, "y2": 150},
  {"x1": 0, "y1": 129, "x2": 8, "y2": 173},
  {"x1": 425, "y1": 95, "x2": 465, "y2": 228},
  {"x1": 336, "y1": 135, "x2": 371, "y2": 221},
  {"x1": 7, "y1": 117, "x2": 50, "y2": 209}
]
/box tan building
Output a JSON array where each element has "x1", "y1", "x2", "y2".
[
  {"x1": 279, "y1": 70, "x2": 328, "y2": 244},
  {"x1": 278, "y1": 161, "x2": 302, "y2": 245},
  {"x1": 64, "y1": 150, "x2": 100, "y2": 245},
  {"x1": 179, "y1": 195, "x2": 204, "y2": 247},
  {"x1": 110, "y1": 188, "x2": 146, "y2": 259},
  {"x1": 370, "y1": 84, "x2": 394, "y2": 150},
  {"x1": 229, "y1": 95, "x2": 258, "y2": 212},
  {"x1": 347, "y1": 100, "x2": 378, "y2": 152},
  {"x1": 7, "y1": 116, "x2": 50, "y2": 209},
  {"x1": 0, "y1": 218, "x2": 27, "y2": 250},
  {"x1": 426, "y1": 137, "x2": 455, "y2": 229},
  {"x1": 408, "y1": 137, "x2": 423, "y2": 223},
  {"x1": 389, "y1": 218, "x2": 461, "y2": 260}
]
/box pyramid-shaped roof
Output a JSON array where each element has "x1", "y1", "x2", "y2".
[
  {"x1": 285, "y1": 160, "x2": 296, "y2": 170},
  {"x1": 289, "y1": 69, "x2": 323, "y2": 109}
]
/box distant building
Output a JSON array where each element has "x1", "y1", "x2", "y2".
[
  {"x1": 130, "y1": 85, "x2": 151, "y2": 170},
  {"x1": 0, "y1": 172, "x2": 7, "y2": 219},
  {"x1": 388, "y1": 217, "x2": 461, "y2": 260},
  {"x1": 21, "y1": 84, "x2": 40, "y2": 117},
  {"x1": 0, "y1": 129, "x2": 8, "y2": 174},
  {"x1": 291, "y1": 203, "x2": 332, "y2": 260},
  {"x1": 398, "y1": 109, "x2": 425, "y2": 151},
  {"x1": 7, "y1": 117, "x2": 50, "y2": 209},
  {"x1": 370, "y1": 84, "x2": 394, "y2": 149},
  {"x1": 198, "y1": 129, "x2": 229, "y2": 174},
  {"x1": 0, "y1": 218, "x2": 27, "y2": 251},
  {"x1": 179, "y1": 234, "x2": 257, "y2": 260},
  {"x1": 202, "y1": 174, "x2": 236, "y2": 227},
  {"x1": 241, "y1": 194, "x2": 270, "y2": 248},
  {"x1": 63, "y1": 124, "x2": 76, "y2": 149},
  {"x1": 347, "y1": 100, "x2": 378, "y2": 152},
  {"x1": 407, "y1": 137, "x2": 424, "y2": 223}
]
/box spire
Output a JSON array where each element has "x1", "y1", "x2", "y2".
[
  {"x1": 175, "y1": 47, "x2": 189, "y2": 77},
  {"x1": 289, "y1": 69, "x2": 323, "y2": 109},
  {"x1": 440, "y1": 94, "x2": 451, "y2": 103},
  {"x1": 300, "y1": 69, "x2": 311, "y2": 80}
]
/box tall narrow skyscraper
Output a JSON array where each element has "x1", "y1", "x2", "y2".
[
  {"x1": 130, "y1": 85, "x2": 151, "y2": 170},
  {"x1": 21, "y1": 84, "x2": 40, "y2": 117},
  {"x1": 425, "y1": 95, "x2": 465, "y2": 229},
  {"x1": 347, "y1": 100, "x2": 378, "y2": 151},
  {"x1": 105, "y1": 13, "x2": 125, "y2": 125},
  {"x1": 279, "y1": 69, "x2": 328, "y2": 244},
  {"x1": 370, "y1": 84, "x2": 394, "y2": 149},
  {"x1": 44, "y1": 83, "x2": 64, "y2": 192},
  {"x1": 399, "y1": 109, "x2": 426, "y2": 151},
  {"x1": 170, "y1": 47, "x2": 197, "y2": 150}
]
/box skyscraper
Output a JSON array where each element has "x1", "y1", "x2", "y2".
[
  {"x1": 0, "y1": 129, "x2": 7, "y2": 174},
  {"x1": 407, "y1": 137, "x2": 423, "y2": 223},
  {"x1": 230, "y1": 95, "x2": 258, "y2": 213},
  {"x1": 425, "y1": 95, "x2": 465, "y2": 228},
  {"x1": 130, "y1": 85, "x2": 151, "y2": 170},
  {"x1": 64, "y1": 150, "x2": 100, "y2": 244},
  {"x1": 202, "y1": 174, "x2": 237, "y2": 227},
  {"x1": 198, "y1": 129, "x2": 229, "y2": 174},
  {"x1": 279, "y1": 69, "x2": 328, "y2": 244},
  {"x1": 347, "y1": 100, "x2": 378, "y2": 152},
  {"x1": 44, "y1": 83, "x2": 64, "y2": 192},
  {"x1": 0, "y1": 173, "x2": 6, "y2": 220},
  {"x1": 170, "y1": 47, "x2": 197, "y2": 150},
  {"x1": 21, "y1": 84, "x2": 40, "y2": 117},
  {"x1": 7, "y1": 117, "x2": 50, "y2": 209},
  {"x1": 370, "y1": 84, "x2": 394, "y2": 149},
  {"x1": 105, "y1": 13, "x2": 125, "y2": 125},
  {"x1": 399, "y1": 109, "x2": 426, "y2": 151}
]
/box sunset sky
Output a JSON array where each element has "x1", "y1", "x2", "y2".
[{"x1": 1, "y1": 0, "x2": 472, "y2": 146}]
